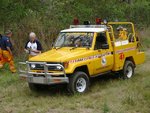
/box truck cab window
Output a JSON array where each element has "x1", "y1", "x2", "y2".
[{"x1": 95, "y1": 33, "x2": 107, "y2": 50}]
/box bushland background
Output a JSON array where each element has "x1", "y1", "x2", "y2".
[
  {"x1": 0, "y1": 0, "x2": 150, "y2": 113},
  {"x1": 0, "y1": 0, "x2": 150, "y2": 55}
]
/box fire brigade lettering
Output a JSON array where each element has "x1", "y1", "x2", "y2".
[{"x1": 69, "y1": 52, "x2": 111, "y2": 63}]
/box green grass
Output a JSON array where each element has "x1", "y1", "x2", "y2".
[{"x1": 0, "y1": 51, "x2": 150, "y2": 113}]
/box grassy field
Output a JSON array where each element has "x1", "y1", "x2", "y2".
[{"x1": 0, "y1": 50, "x2": 150, "y2": 113}]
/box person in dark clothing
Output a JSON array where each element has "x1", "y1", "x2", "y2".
[
  {"x1": 0, "y1": 34, "x2": 3, "y2": 64},
  {"x1": 0, "y1": 30, "x2": 16, "y2": 73}
]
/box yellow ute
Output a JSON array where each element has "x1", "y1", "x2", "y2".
[{"x1": 19, "y1": 21, "x2": 145, "y2": 94}]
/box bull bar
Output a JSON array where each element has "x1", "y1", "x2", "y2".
[{"x1": 19, "y1": 61, "x2": 69, "y2": 85}]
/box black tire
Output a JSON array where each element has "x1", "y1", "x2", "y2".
[
  {"x1": 121, "y1": 60, "x2": 135, "y2": 79},
  {"x1": 28, "y1": 83, "x2": 44, "y2": 91},
  {"x1": 68, "y1": 71, "x2": 90, "y2": 94}
]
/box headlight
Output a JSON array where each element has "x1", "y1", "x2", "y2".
[
  {"x1": 31, "y1": 64, "x2": 36, "y2": 69},
  {"x1": 56, "y1": 66, "x2": 62, "y2": 70}
]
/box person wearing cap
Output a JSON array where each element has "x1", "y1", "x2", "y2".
[
  {"x1": 117, "y1": 26, "x2": 128, "y2": 40},
  {"x1": 0, "y1": 30, "x2": 16, "y2": 73},
  {"x1": 24, "y1": 32, "x2": 42, "y2": 59}
]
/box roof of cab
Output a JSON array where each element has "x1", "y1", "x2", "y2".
[{"x1": 61, "y1": 28, "x2": 106, "y2": 33}]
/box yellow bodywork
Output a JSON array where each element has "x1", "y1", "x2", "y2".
[{"x1": 29, "y1": 22, "x2": 145, "y2": 77}]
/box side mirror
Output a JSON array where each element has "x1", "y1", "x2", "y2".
[
  {"x1": 51, "y1": 38, "x2": 55, "y2": 47},
  {"x1": 101, "y1": 44, "x2": 109, "y2": 49},
  {"x1": 51, "y1": 43, "x2": 54, "y2": 47}
]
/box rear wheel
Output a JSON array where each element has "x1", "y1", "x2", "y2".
[
  {"x1": 121, "y1": 61, "x2": 135, "y2": 79},
  {"x1": 68, "y1": 71, "x2": 90, "y2": 94}
]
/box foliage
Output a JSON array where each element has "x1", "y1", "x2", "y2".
[{"x1": 0, "y1": 0, "x2": 150, "y2": 54}]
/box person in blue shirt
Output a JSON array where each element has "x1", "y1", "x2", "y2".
[
  {"x1": 0, "y1": 34, "x2": 3, "y2": 65},
  {"x1": 0, "y1": 30, "x2": 16, "y2": 73}
]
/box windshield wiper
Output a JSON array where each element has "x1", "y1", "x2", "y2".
[
  {"x1": 53, "y1": 45, "x2": 64, "y2": 50},
  {"x1": 70, "y1": 45, "x2": 90, "y2": 50},
  {"x1": 70, "y1": 46, "x2": 78, "y2": 50},
  {"x1": 56, "y1": 46, "x2": 64, "y2": 50}
]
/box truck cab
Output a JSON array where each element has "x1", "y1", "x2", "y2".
[{"x1": 19, "y1": 21, "x2": 145, "y2": 94}]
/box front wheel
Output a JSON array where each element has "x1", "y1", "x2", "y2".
[
  {"x1": 121, "y1": 61, "x2": 135, "y2": 79},
  {"x1": 68, "y1": 71, "x2": 90, "y2": 94}
]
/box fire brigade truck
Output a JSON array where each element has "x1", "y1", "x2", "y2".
[{"x1": 19, "y1": 19, "x2": 145, "y2": 94}]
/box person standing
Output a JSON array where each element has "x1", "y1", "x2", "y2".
[
  {"x1": 0, "y1": 30, "x2": 16, "y2": 73},
  {"x1": 0, "y1": 34, "x2": 3, "y2": 66},
  {"x1": 24, "y1": 32, "x2": 42, "y2": 59}
]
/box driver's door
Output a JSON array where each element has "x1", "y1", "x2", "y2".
[{"x1": 92, "y1": 32, "x2": 114, "y2": 75}]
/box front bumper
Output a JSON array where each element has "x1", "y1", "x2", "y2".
[{"x1": 19, "y1": 62, "x2": 69, "y2": 85}]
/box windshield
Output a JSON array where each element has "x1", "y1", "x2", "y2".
[{"x1": 54, "y1": 32, "x2": 94, "y2": 48}]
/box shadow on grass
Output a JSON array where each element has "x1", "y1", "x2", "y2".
[
  {"x1": 28, "y1": 83, "x2": 70, "y2": 97},
  {"x1": 90, "y1": 72, "x2": 121, "y2": 85}
]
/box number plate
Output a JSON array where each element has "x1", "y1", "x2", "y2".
[{"x1": 29, "y1": 77, "x2": 45, "y2": 84}]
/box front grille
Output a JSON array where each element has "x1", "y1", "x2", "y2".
[{"x1": 30, "y1": 62, "x2": 63, "y2": 71}]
